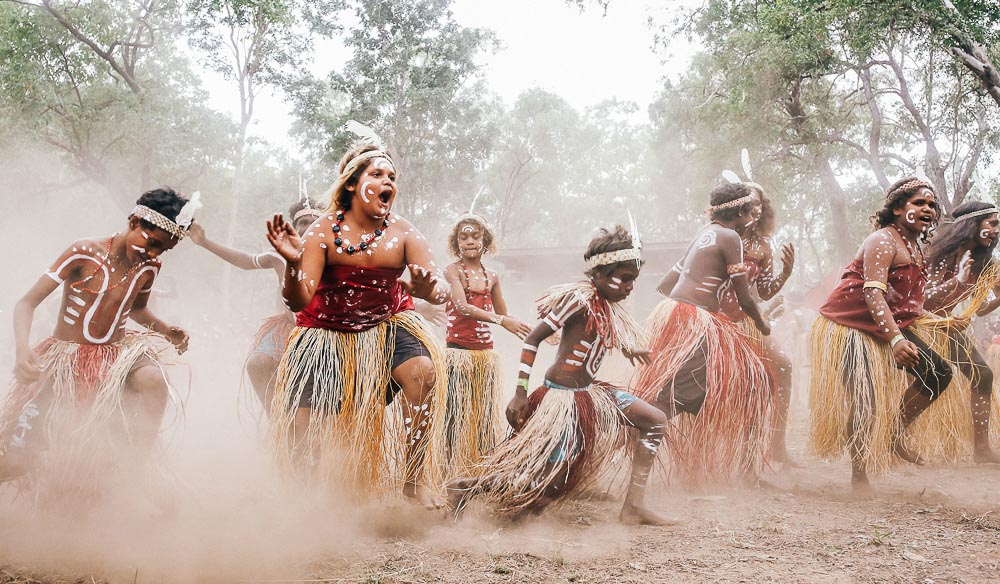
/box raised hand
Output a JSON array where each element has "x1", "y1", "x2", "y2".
[
  {"x1": 400, "y1": 264, "x2": 447, "y2": 303},
  {"x1": 501, "y1": 315, "x2": 532, "y2": 339},
  {"x1": 266, "y1": 214, "x2": 304, "y2": 263},
  {"x1": 187, "y1": 222, "x2": 206, "y2": 246},
  {"x1": 957, "y1": 250, "x2": 974, "y2": 284},
  {"x1": 623, "y1": 347, "x2": 653, "y2": 366},
  {"x1": 780, "y1": 243, "x2": 795, "y2": 278}
]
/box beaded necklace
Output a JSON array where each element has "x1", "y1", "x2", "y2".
[
  {"x1": 331, "y1": 209, "x2": 390, "y2": 255},
  {"x1": 457, "y1": 260, "x2": 490, "y2": 296},
  {"x1": 891, "y1": 223, "x2": 927, "y2": 275},
  {"x1": 69, "y1": 235, "x2": 155, "y2": 294}
]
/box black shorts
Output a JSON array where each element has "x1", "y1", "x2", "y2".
[{"x1": 295, "y1": 326, "x2": 432, "y2": 408}]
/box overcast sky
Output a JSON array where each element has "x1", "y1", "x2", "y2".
[{"x1": 202, "y1": 0, "x2": 697, "y2": 153}]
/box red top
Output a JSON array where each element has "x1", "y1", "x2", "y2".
[
  {"x1": 446, "y1": 287, "x2": 494, "y2": 350},
  {"x1": 720, "y1": 257, "x2": 761, "y2": 322},
  {"x1": 819, "y1": 258, "x2": 925, "y2": 342},
  {"x1": 295, "y1": 265, "x2": 414, "y2": 332}
]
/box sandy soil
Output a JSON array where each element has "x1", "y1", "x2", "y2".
[{"x1": 1, "y1": 416, "x2": 998, "y2": 584}]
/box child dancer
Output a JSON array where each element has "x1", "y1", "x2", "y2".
[
  {"x1": 446, "y1": 226, "x2": 671, "y2": 525},
  {"x1": 439, "y1": 213, "x2": 530, "y2": 470}
]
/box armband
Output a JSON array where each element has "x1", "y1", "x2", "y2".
[
  {"x1": 890, "y1": 334, "x2": 905, "y2": 348},
  {"x1": 516, "y1": 378, "x2": 530, "y2": 391},
  {"x1": 726, "y1": 263, "x2": 748, "y2": 276},
  {"x1": 251, "y1": 254, "x2": 264, "y2": 269},
  {"x1": 862, "y1": 281, "x2": 888, "y2": 292},
  {"x1": 494, "y1": 315, "x2": 505, "y2": 326}
]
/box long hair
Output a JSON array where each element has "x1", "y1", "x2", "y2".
[
  {"x1": 708, "y1": 183, "x2": 756, "y2": 222},
  {"x1": 322, "y1": 144, "x2": 392, "y2": 213},
  {"x1": 872, "y1": 176, "x2": 938, "y2": 244},
  {"x1": 745, "y1": 183, "x2": 776, "y2": 238},
  {"x1": 927, "y1": 201, "x2": 998, "y2": 276}
]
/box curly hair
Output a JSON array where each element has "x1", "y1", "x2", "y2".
[
  {"x1": 323, "y1": 144, "x2": 395, "y2": 213},
  {"x1": 135, "y1": 187, "x2": 188, "y2": 226},
  {"x1": 584, "y1": 224, "x2": 642, "y2": 278},
  {"x1": 447, "y1": 213, "x2": 496, "y2": 258},
  {"x1": 708, "y1": 183, "x2": 756, "y2": 222},
  {"x1": 744, "y1": 183, "x2": 776, "y2": 238},
  {"x1": 872, "y1": 176, "x2": 939, "y2": 243},
  {"x1": 927, "y1": 200, "x2": 998, "y2": 276}
]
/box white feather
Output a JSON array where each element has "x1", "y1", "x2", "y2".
[
  {"x1": 469, "y1": 186, "x2": 485, "y2": 213},
  {"x1": 627, "y1": 209, "x2": 641, "y2": 250},
  {"x1": 176, "y1": 191, "x2": 202, "y2": 229},
  {"x1": 343, "y1": 120, "x2": 384, "y2": 148},
  {"x1": 741, "y1": 148, "x2": 753, "y2": 180},
  {"x1": 722, "y1": 170, "x2": 742, "y2": 184}
]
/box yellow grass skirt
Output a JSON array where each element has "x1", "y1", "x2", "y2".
[
  {"x1": 270, "y1": 310, "x2": 447, "y2": 499},
  {"x1": 439, "y1": 348, "x2": 504, "y2": 474}
]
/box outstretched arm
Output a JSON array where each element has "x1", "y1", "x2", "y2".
[
  {"x1": 189, "y1": 222, "x2": 282, "y2": 272},
  {"x1": 443, "y1": 266, "x2": 530, "y2": 338},
  {"x1": 656, "y1": 263, "x2": 682, "y2": 297},
  {"x1": 977, "y1": 283, "x2": 1000, "y2": 317},
  {"x1": 129, "y1": 287, "x2": 189, "y2": 353},
  {"x1": 267, "y1": 214, "x2": 325, "y2": 312},
  {"x1": 401, "y1": 224, "x2": 449, "y2": 305}
]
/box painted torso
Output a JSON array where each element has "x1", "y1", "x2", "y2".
[
  {"x1": 45, "y1": 237, "x2": 159, "y2": 345},
  {"x1": 670, "y1": 224, "x2": 742, "y2": 312},
  {"x1": 446, "y1": 263, "x2": 495, "y2": 350},
  {"x1": 542, "y1": 297, "x2": 609, "y2": 387}
]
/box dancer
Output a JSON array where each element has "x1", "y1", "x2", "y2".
[
  {"x1": 915, "y1": 201, "x2": 1000, "y2": 462},
  {"x1": 265, "y1": 140, "x2": 449, "y2": 508},
  {"x1": 810, "y1": 177, "x2": 952, "y2": 493},
  {"x1": 189, "y1": 198, "x2": 321, "y2": 415},
  {"x1": 0, "y1": 188, "x2": 196, "y2": 499},
  {"x1": 719, "y1": 184, "x2": 798, "y2": 465},
  {"x1": 439, "y1": 213, "x2": 530, "y2": 470},
  {"x1": 633, "y1": 182, "x2": 774, "y2": 486},
  {"x1": 446, "y1": 226, "x2": 671, "y2": 525}
]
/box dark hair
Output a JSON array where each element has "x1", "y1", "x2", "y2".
[
  {"x1": 326, "y1": 144, "x2": 393, "y2": 213},
  {"x1": 448, "y1": 214, "x2": 496, "y2": 258},
  {"x1": 927, "y1": 200, "x2": 998, "y2": 275},
  {"x1": 745, "y1": 184, "x2": 776, "y2": 237},
  {"x1": 287, "y1": 198, "x2": 320, "y2": 218},
  {"x1": 135, "y1": 187, "x2": 188, "y2": 228},
  {"x1": 872, "y1": 176, "x2": 939, "y2": 243},
  {"x1": 708, "y1": 183, "x2": 756, "y2": 222},
  {"x1": 584, "y1": 224, "x2": 642, "y2": 278}
]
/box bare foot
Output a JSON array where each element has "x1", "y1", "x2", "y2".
[
  {"x1": 403, "y1": 481, "x2": 444, "y2": 510},
  {"x1": 772, "y1": 447, "x2": 803, "y2": 469},
  {"x1": 619, "y1": 504, "x2": 680, "y2": 526},
  {"x1": 444, "y1": 478, "x2": 475, "y2": 519},
  {"x1": 973, "y1": 447, "x2": 1000, "y2": 464},
  {"x1": 851, "y1": 475, "x2": 875, "y2": 499},
  {"x1": 893, "y1": 440, "x2": 925, "y2": 465}
]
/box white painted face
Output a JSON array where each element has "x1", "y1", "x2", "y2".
[{"x1": 608, "y1": 276, "x2": 622, "y2": 290}]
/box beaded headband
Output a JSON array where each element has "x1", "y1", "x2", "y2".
[
  {"x1": 292, "y1": 207, "x2": 322, "y2": 222},
  {"x1": 341, "y1": 150, "x2": 395, "y2": 180},
  {"x1": 131, "y1": 205, "x2": 189, "y2": 240},
  {"x1": 709, "y1": 193, "x2": 756, "y2": 213},
  {"x1": 586, "y1": 247, "x2": 642, "y2": 269},
  {"x1": 887, "y1": 179, "x2": 933, "y2": 199},
  {"x1": 956, "y1": 206, "x2": 999, "y2": 221}
]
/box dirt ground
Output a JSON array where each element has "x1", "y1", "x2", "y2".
[{"x1": 1, "y1": 417, "x2": 998, "y2": 584}]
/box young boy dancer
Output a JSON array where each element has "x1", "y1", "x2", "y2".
[
  {"x1": 189, "y1": 198, "x2": 322, "y2": 415},
  {"x1": 439, "y1": 213, "x2": 531, "y2": 471},
  {"x1": 265, "y1": 142, "x2": 449, "y2": 508},
  {"x1": 446, "y1": 226, "x2": 671, "y2": 525},
  {"x1": 633, "y1": 182, "x2": 774, "y2": 486},
  {"x1": 811, "y1": 178, "x2": 953, "y2": 493},
  {"x1": 0, "y1": 188, "x2": 197, "y2": 500}
]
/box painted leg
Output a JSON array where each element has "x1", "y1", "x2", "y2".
[
  {"x1": 393, "y1": 355, "x2": 443, "y2": 509},
  {"x1": 972, "y1": 391, "x2": 1000, "y2": 463},
  {"x1": 618, "y1": 400, "x2": 676, "y2": 526},
  {"x1": 767, "y1": 347, "x2": 800, "y2": 468}
]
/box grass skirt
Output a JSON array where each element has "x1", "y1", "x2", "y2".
[
  {"x1": 439, "y1": 348, "x2": 503, "y2": 474},
  {"x1": 0, "y1": 333, "x2": 176, "y2": 501},
  {"x1": 468, "y1": 381, "x2": 625, "y2": 514},
  {"x1": 270, "y1": 310, "x2": 447, "y2": 499},
  {"x1": 633, "y1": 299, "x2": 774, "y2": 486}
]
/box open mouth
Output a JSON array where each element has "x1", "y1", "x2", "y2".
[{"x1": 378, "y1": 190, "x2": 391, "y2": 204}]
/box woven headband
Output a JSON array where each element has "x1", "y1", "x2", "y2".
[
  {"x1": 341, "y1": 150, "x2": 395, "y2": 179},
  {"x1": 709, "y1": 193, "x2": 756, "y2": 212},
  {"x1": 586, "y1": 248, "x2": 642, "y2": 269},
  {"x1": 887, "y1": 179, "x2": 933, "y2": 199},
  {"x1": 131, "y1": 205, "x2": 188, "y2": 240},
  {"x1": 956, "y1": 206, "x2": 999, "y2": 221}
]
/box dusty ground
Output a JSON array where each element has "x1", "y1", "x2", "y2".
[{"x1": 1, "y1": 424, "x2": 999, "y2": 584}]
